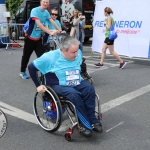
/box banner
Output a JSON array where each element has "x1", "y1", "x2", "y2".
[
  {"x1": 0, "y1": 4, "x2": 7, "y2": 23},
  {"x1": 0, "y1": 0, "x2": 5, "y2": 4},
  {"x1": 92, "y1": 0, "x2": 150, "y2": 58}
]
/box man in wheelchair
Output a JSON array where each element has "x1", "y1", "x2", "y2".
[{"x1": 28, "y1": 36, "x2": 102, "y2": 137}]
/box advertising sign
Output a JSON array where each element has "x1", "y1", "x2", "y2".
[
  {"x1": 0, "y1": 4, "x2": 7, "y2": 23},
  {"x1": 92, "y1": 0, "x2": 150, "y2": 58}
]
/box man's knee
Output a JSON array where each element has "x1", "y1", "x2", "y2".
[
  {"x1": 82, "y1": 80, "x2": 95, "y2": 93},
  {"x1": 67, "y1": 91, "x2": 81, "y2": 102}
]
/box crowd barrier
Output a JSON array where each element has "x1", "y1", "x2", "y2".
[{"x1": 0, "y1": 23, "x2": 25, "y2": 49}]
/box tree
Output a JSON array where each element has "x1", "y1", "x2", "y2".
[{"x1": 5, "y1": 0, "x2": 24, "y2": 17}]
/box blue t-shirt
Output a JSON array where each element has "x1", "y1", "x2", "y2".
[
  {"x1": 45, "y1": 19, "x2": 62, "y2": 43},
  {"x1": 33, "y1": 49, "x2": 82, "y2": 86},
  {"x1": 45, "y1": 19, "x2": 61, "y2": 30},
  {"x1": 26, "y1": 6, "x2": 51, "y2": 39}
]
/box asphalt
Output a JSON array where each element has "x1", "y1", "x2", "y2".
[{"x1": 0, "y1": 44, "x2": 150, "y2": 150}]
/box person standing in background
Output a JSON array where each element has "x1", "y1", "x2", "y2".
[
  {"x1": 94, "y1": 7, "x2": 126, "y2": 69},
  {"x1": 20, "y1": 0, "x2": 62, "y2": 79},
  {"x1": 72, "y1": 10, "x2": 86, "y2": 52},
  {"x1": 69, "y1": 9, "x2": 78, "y2": 34}
]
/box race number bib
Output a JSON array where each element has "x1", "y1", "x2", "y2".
[{"x1": 66, "y1": 70, "x2": 80, "y2": 86}]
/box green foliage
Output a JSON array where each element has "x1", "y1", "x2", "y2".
[{"x1": 5, "y1": 0, "x2": 24, "y2": 16}]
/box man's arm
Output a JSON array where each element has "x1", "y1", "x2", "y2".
[
  {"x1": 28, "y1": 62, "x2": 47, "y2": 93},
  {"x1": 28, "y1": 62, "x2": 41, "y2": 87},
  {"x1": 35, "y1": 19, "x2": 59, "y2": 35}
]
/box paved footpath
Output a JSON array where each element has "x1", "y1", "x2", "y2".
[{"x1": 0, "y1": 46, "x2": 150, "y2": 150}]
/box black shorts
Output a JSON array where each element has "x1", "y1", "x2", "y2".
[{"x1": 104, "y1": 37, "x2": 114, "y2": 45}]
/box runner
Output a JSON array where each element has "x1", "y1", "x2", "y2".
[{"x1": 94, "y1": 7, "x2": 127, "y2": 69}]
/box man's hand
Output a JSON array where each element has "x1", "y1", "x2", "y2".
[
  {"x1": 61, "y1": 30, "x2": 66, "y2": 33},
  {"x1": 49, "y1": 30, "x2": 58, "y2": 36},
  {"x1": 37, "y1": 85, "x2": 47, "y2": 93},
  {"x1": 57, "y1": 30, "x2": 62, "y2": 34}
]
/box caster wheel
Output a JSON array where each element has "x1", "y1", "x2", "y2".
[{"x1": 65, "y1": 133, "x2": 72, "y2": 141}]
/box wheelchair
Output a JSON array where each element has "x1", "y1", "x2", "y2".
[
  {"x1": 33, "y1": 85, "x2": 102, "y2": 141},
  {"x1": 33, "y1": 34, "x2": 102, "y2": 141}
]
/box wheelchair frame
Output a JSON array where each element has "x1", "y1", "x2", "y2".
[
  {"x1": 33, "y1": 85, "x2": 102, "y2": 141},
  {"x1": 49, "y1": 36, "x2": 60, "y2": 50}
]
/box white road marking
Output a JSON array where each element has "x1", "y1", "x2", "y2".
[
  {"x1": 101, "y1": 84, "x2": 150, "y2": 113},
  {"x1": 86, "y1": 59, "x2": 119, "y2": 67},
  {"x1": 87, "y1": 62, "x2": 118, "y2": 67},
  {"x1": 87, "y1": 65, "x2": 109, "y2": 73},
  {"x1": 84, "y1": 58, "x2": 134, "y2": 74},
  {"x1": 0, "y1": 101, "x2": 38, "y2": 125},
  {"x1": 86, "y1": 59, "x2": 134, "y2": 66},
  {"x1": 0, "y1": 84, "x2": 150, "y2": 131},
  {"x1": 106, "y1": 121, "x2": 124, "y2": 133}
]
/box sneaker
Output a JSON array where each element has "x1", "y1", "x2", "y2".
[
  {"x1": 79, "y1": 126, "x2": 92, "y2": 137},
  {"x1": 119, "y1": 61, "x2": 127, "y2": 69},
  {"x1": 20, "y1": 72, "x2": 29, "y2": 79},
  {"x1": 92, "y1": 123, "x2": 103, "y2": 133},
  {"x1": 94, "y1": 63, "x2": 103, "y2": 68}
]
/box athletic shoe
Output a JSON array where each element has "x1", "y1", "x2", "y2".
[
  {"x1": 79, "y1": 126, "x2": 92, "y2": 137},
  {"x1": 20, "y1": 72, "x2": 29, "y2": 79},
  {"x1": 119, "y1": 61, "x2": 127, "y2": 69},
  {"x1": 92, "y1": 123, "x2": 103, "y2": 133},
  {"x1": 94, "y1": 63, "x2": 103, "y2": 67}
]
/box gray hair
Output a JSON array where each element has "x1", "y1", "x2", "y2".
[{"x1": 59, "y1": 36, "x2": 80, "y2": 51}]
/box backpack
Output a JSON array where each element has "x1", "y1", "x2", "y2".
[{"x1": 23, "y1": 18, "x2": 30, "y2": 33}]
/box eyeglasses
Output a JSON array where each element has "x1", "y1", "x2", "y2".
[
  {"x1": 79, "y1": 14, "x2": 82, "y2": 16},
  {"x1": 51, "y1": 13, "x2": 58, "y2": 16}
]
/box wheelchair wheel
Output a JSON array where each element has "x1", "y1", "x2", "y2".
[
  {"x1": 33, "y1": 86, "x2": 62, "y2": 132},
  {"x1": 95, "y1": 94, "x2": 102, "y2": 120},
  {"x1": 0, "y1": 109, "x2": 7, "y2": 138}
]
